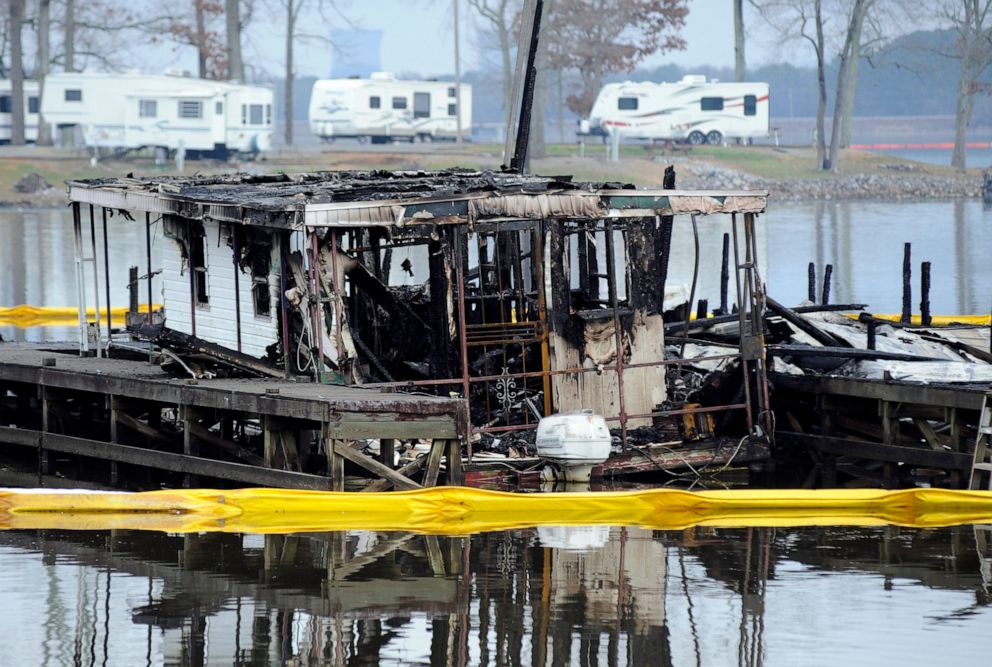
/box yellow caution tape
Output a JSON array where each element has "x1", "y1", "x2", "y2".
[
  {"x1": 0, "y1": 304, "x2": 162, "y2": 328},
  {"x1": 2, "y1": 486, "x2": 992, "y2": 534}
]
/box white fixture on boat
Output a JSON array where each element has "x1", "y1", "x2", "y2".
[
  {"x1": 536, "y1": 526, "x2": 611, "y2": 551},
  {"x1": 535, "y1": 410, "x2": 612, "y2": 482}
]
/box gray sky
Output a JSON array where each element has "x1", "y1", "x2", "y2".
[{"x1": 175, "y1": 0, "x2": 791, "y2": 80}]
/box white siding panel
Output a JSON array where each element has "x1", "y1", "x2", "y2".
[{"x1": 161, "y1": 220, "x2": 279, "y2": 359}]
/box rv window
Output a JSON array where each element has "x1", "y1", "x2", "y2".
[
  {"x1": 241, "y1": 104, "x2": 246, "y2": 124},
  {"x1": 249, "y1": 104, "x2": 263, "y2": 124},
  {"x1": 0, "y1": 96, "x2": 9, "y2": 113},
  {"x1": 448, "y1": 87, "x2": 456, "y2": 98},
  {"x1": 618, "y1": 97, "x2": 638, "y2": 111},
  {"x1": 392, "y1": 97, "x2": 407, "y2": 110},
  {"x1": 139, "y1": 100, "x2": 157, "y2": 118},
  {"x1": 370, "y1": 96, "x2": 381, "y2": 109},
  {"x1": 744, "y1": 95, "x2": 757, "y2": 116},
  {"x1": 189, "y1": 225, "x2": 209, "y2": 306},
  {"x1": 413, "y1": 92, "x2": 430, "y2": 119},
  {"x1": 215, "y1": 101, "x2": 224, "y2": 115},
  {"x1": 448, "y1": 103, "x2": 457, "y2": 117},
  {"x1": 179, "y1": 100, "x2": 203, "y2": 119},
  {"x1": 28, "y1": 97, "x2": 39, "y2": 114},
  {"x1": 266, "y1": 104, "x2": 272, "y2": 124},
  {"x1": 250, "y1": 245, "x2": 272, "y2": 317},
  {"x1": 701, "y1": 97, "x2": 724, "y2": 111},
  {"x1": 65, "y1": 89, "x2": 82, "y2": 102}
]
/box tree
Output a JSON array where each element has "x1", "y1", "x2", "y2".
[
  {"x1": 543, "y1": 0, "x2": 688, "y2": 117},
  {"x1": 734, "y1": 0, "x2": 746, "y2": 81},
  {"x1": 64, "y1": 0, "x2": 74, "y2": 71},
  {"x1": 752, "y1": 0, "x2": 830, "y2": 168},
  {"x1": 226, "y1": 0, "x2": 244, "y2": 80},
  {"x1": 9, "y1": 0, "x2": 25, "y2": 146},
  {"x1": 943, "y1": 0, "x2": 992, "y2": 168},
  {"x1": 468, "y1": 0, "x2": 520, "y2": 110},
  {"x1": 281, "y1": 0, "x2": 305, "y2": 145},
  {"x1": 36, "y1": 0, "x2": 53, "y2": 145},
  {"x1": 826, "y1": 0, "x2": 874, "y2": 170},
  {"x1": 165, "y1": 1, "x2": 228, "y2": 79}
]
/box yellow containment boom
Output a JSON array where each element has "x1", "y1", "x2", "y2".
[
  {"x1": 0, "y1": 304, "x2": 162, "y2": 328},
  {"x1": 3, "y1": 487, "x2": 992, "y2": 534}
]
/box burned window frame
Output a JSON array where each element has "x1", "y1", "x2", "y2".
[
  {"x1": 189, "y1": 224, "x2": 209, "y2": 307},
  {"x1": 250, "y1": 241, "x2": 272, "y2": 318}
]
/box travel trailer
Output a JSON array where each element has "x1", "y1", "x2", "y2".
[
  {"x1": 308, "y1": 73, "x2": 472, "y2": 143},
  {"x1": 0, "y1": 80, "x2": 40, "y2": 143},
  {"x1": 42, "y1": 71, "x2": 274, "y2": 158},
  {"x1": 581, "y1": 76, "x2": 769, "y2": 145}
]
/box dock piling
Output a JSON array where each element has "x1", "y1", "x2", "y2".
[
  {"x1": 807, "y1": 262, "x2": 816, "y2": 303},
  {"x1": 920, "y1": 261, "x2": 932, "y2": 327},
  {"x1": 901, "y1": 243, "x2": 912, "y2": 324}
]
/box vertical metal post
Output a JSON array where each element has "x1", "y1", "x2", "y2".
[
  {"x1": 534, "y1": 226, "x2": 551, "y2": 417},
  {"x1": 72, "y1": 202, "x2": 89, "y2": 356},
  {"x1": 745, "y1": 212, "x2": 771, "y2": 434},
  {"x1": 731, "y1": 214, "x2": 754, "y2": 432},
  {"x1": 309, "y1": 229, "x2": 324, "y2": 383},
  {"x1": 280, "y1": 232, "x2": 292, "y2": 376},
  {"x1": 102, "y1": 208, "x2": 112, "y2": 340},
  {"x1": 89, "y1": 205, "x2": 102, "y2": 356},
  {"x1": 145, "y1": 213, "x2": 153, "y2": 325},
  {"x1": 604, "y1": 219, "x2": 627, "y2": 448},
  {"x1": 455, "y1": 233, "x2": 473, "y2": 459},
  {"x1": 231, "y1": 224, "x2": 243, "y2": 352},
  {"x1": 329, "y1": 230, "x2": 345, "y2": 378}
]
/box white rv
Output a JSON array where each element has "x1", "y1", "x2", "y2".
[
  {"x1": 308, "y1": 73, "x2": 472, "y2": 143},
  {"x1": 0, "y1": 80, "x2": 40, "y2": 143},
  {"x1": 42, "y1": 71, "x2": 274, "y2": 158},
  {"x1": 583, "y1": 75, "x2": 770, "y2": 145}
]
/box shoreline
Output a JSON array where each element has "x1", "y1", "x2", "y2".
[{"x1": 0, "y1": 143, "x2": 986, "y2": 208}]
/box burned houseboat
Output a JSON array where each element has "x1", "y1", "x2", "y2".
[{"x1": 0, "y1": 169, "x2": 772, "y2": 489}]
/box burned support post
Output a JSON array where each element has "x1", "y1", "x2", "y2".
[
  {"x1": 604, "y1": 219, "x2": 627, "y2": 448},
  {"x1": 102, "y1": 208, "x2": 112, "y2": 339},
  {"x1": 128, "y1": 266, "x2": 139, "y2": 315},
  {"x1": 231, "y1": 225, "x2": 243, "y2": 353},
  {"x1": 867, "y1": 317, "x2": 877, "y2": 350},
  {"x1": 696, "y1": 299, "x2": 708, "y2": 321},
  {"x1": 186, "y1": 219, "x2": 198, "y2": 339},
  {"x1": 72, "y1": 202, "x2": 89, "y2": 356},
  {"x1": 808, "y1": 262, "x2": 816, "y2": 303},
  {"x1": 145, "y1": 213, "x2": 153, "y2": 326},
  {"x1": 656, "y1": 166, "x2": 675, "y2": 305},
  {"x1": 901, "y1": 242, "x2": 912, "y2": 324},
  {"x1": 719, "y1": 233, "x2": 730, "y2": 315},
  {"x1": 821, "y1": 264, "x2": 833, "y2": 306},
  {"x1": 731, "y1": 213, "x2": 755, "y2": 433},
  {"x1": 920, "y1": 261, "x2": 932, "y2": 327},
  {"x1": 88, "y1": 205, "x2": 102, "y2": 357}
]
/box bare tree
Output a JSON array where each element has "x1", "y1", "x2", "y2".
[
  {"x1": 226, "y1": 0, "x2": 244, "y2": 80},
  {"x1": 943, "y1": 0, "x2": 992, "y2": 168},
  {"x1": 163, "y1": 1, "x2": 227, "y2": 79},
  {"x1": 281, "y1": 0, "x2": 305, "y2": 145},
  {"x1": 468, "y1": 0, "x2": 520, "y2": 110},
  {"x1": 734, "y1": 0, "x2": 746, "y2": 81},
  {"x1": 37, "y1": 0, "x2": 53, "y2": 145},
  {"x1": 9, "y1": 0, "x2": 26, "y2": 145},
  {"x1": 752, "y1": 0, "x2": 830, "y2": 168},
  {"x1": 826, "y1": 0, "x2": 874, "y2": 170},
  {"x1": 64, "y1": 0, "x2": 74, "y2": 71}
]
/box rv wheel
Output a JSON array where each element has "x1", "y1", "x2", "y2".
[
  {"x1": 688, "y1": 131, "x2": 705, "y2": 145},
  {"x1": 706, "y1": 130, "x2": 723, "y2": 145}
]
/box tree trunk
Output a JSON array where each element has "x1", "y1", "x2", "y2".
[
  {"x1": 10, "y1": 0, "x2": 26, "y2": 146},
  {"x1": 734, "y1": 0, "x2": 745, "y2": 81},
  {"x1": 839, "y1": 13, "x2": 863, "y2": 148},
  {"x1": 64, "y1": 0, "x2": 75, "y2": 72},
  {"x1": 195, "y1": 0, "x2": 208, "y2": 79},
  {"x1": 827, "y1": 0, "x2": 868, "y2": 172},
  {"x1": 284, "y1": 4, "x2": 296, "y2": 146},
  {"x1": 814, "y1": 0, "x2": 827, "y2": 169},
  {"x1": 226, "y1": 0, "x2": 243, "y2": 80},
  {"x1": 951, "y1": 52, "x2": 974, "y2": 169},
  {"x1": 36, "y1": 0, "x2": 53, "y2": 145}
]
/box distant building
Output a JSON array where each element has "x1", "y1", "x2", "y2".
[{"x1": 330, "y1": 30, "x2": 382, "y2": 78}]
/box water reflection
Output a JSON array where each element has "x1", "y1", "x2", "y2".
[{"x1": 0, "y1": 525, "x2": 989, "y2": 666}]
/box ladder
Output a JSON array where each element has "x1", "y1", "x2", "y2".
[{"x1": 969, "y1": 393, "x2": 992, "y2": 490}]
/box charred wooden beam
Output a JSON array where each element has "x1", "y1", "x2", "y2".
[
  {"x1": 777, "y1": 431, "x2": 971, "y2": 471},
  {"x1": 765, "y1": 296, "x2": 847, "y2": 347}
]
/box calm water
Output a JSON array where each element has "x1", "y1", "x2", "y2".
[
  {"x1": 1, "y1": 199, "x2": 989, "y2": 343},
  {"x1": 0, "y1": 525, "x2": 988, "y2": 666}
]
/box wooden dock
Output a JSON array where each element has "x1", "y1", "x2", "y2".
[{"x1": 0, "y1": 344, "x2": 468, "y2": 490}]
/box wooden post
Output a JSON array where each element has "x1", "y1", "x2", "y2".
[
  {"x1": 182, "y1": 405, "x2": 199, "y2": 487},
  {"x1": 329, "y1": 440, "x2": 345, "y2": 491},
  {"x1": 901, "y1": 243, "x2": 912, "y2": 324},
  {"x1": 920, "y1": 261, "x2": 931, "y2": 327},
  {"x1": 39, "y1": 386, "x2": 50, "y2": 481},
  {"x1": 807, "y1": 262, "x2": 816, "y2": 303},
  {"x1": 695, "y1": 299, "x2": 708, "y2": 321},
  {"x1": 719, "y1": 233, "x2": 730, "y2": 314},
  {"x1": 109, "y1": 395, "x2": 119, "y2": 484},
  {"x1": 423, "y1": 439, "x2": 446, "y2": 487},
  {"x1": 821, "y1": 264, "x2": 833, "y2": 305},
  {"x1": 447, "y1": 439, "x2": 464, "y2": 486},
  {"x1": 379, "y1": 438, "x2": 395, "y2": 469}
]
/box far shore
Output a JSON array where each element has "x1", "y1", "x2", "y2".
[{"x1": 0, "y1": 142, "x2": 987, "y2": 208}]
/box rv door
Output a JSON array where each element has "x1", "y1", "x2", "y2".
[{"x1": 413, "y1": 92, "x2": 431, "y2": 119}]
